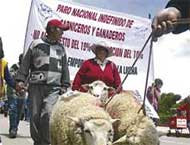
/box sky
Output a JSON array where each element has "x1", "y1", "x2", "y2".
[{"x1": 0, "y1": 0, "x2": 189, "y2": 98}]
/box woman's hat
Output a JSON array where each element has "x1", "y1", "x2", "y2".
[{"x1": 90, "y1": 41, "x2": 113, "y2": 57}]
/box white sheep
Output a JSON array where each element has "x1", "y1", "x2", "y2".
[
  {"x1": 81, "y1": 80, "x2": 159, "y2": 145},
  {"x1": 50, "y1": 91, "x2": 118, "y2": 145},
  {"x1": 106, "y1": 91, "x2": 159, "y2": 145},
  {"x1": 82, "y1": 80, "x2": 115, "y2": 105}
]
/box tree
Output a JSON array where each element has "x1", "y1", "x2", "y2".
[{"x1": 158, "y1": 93, "x2": 181, "y2": 124}]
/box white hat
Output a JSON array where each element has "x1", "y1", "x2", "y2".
[{"x1": 90, "y1": 41, "x2": 113, "y2": 57}]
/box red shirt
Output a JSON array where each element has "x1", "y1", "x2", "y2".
[
  {"x1": 147, "y1": 86, "x2": 161, "y2": 112},
  {"x1": 72, "y1": 59, "x2": 121, "y2": 92},
  {"x1": 177, "y1": 103, "x2": 190, "y2": 120}
]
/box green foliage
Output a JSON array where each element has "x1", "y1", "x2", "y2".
[{"x1": 158, "y1": 93, "x2": 182, "y2": 125}]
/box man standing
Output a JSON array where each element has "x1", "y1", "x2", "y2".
[
  {"x1": 15, "y1": 19, "x2": 70, "y2": 145},
  {"x1": 0, "y1": 37, "x2": 15, "y2": 104},
  {"x1": 7, "y1": 53, "x2": 26, "y2": 138},
  {"x1": 0, "y1": 37, "x2": 15, "y2": 144}
]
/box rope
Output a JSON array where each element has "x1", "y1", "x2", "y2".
[
  {"x1": 137, "y1": 18, "x2": 190, "y2": 115},
  {"x1": 172, "y1": 18, "x2": 190, "y2": 25},
  {"x1": 105, "y1": 32, "x2": 153, "y2": 107},
  {"x1": 138, "y1": 36, "x2": 153, "y2": 115}
]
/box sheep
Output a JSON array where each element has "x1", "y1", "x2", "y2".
[
  {"x1": 50, "y1": 91, "x2": 118, "y2": 145},
  {"x1": 106, "y1": 91, "x2": 159, "y2": 145},
  {"x1": 66, "y1": 81, "x2": 159, "y2": 145},
  {"x1": 82, "y1": 80, "x2": 115, "y2": 105}
]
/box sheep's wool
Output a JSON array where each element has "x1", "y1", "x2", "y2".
[
  {"x1": 50, "y1": 92, "x2": 113, "y2": 145},
  {"x1": 106, "y1": 91, "x2": 159, "y2": 145}
]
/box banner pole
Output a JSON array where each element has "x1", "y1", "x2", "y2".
[
  {"x1": 138, "y1": 37, "x2": 153, "y2": 115},
  {"x1": 105, "y1": 32, "x2": 153, "y2": 107},
  {"x1": 116, "y1": 32, "x2": 153, "y2": 93},
  {"x1": 23, "y1": 0, "x2": 35, "y2": 55}
]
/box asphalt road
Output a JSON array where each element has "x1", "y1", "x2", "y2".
[
  {"x1": 158, "y1": 126, "x2": 190, "y2": 145},
  {"x1": 160, "y1": 136, "x2": 190, "y2": 145},
  {"x1": 0, "y1": 114, "x2": 32, "y2": 145},
  {"x1": 0, "y1": 114, "x2": 190, "y2": 145}
]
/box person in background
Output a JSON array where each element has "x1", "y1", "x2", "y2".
[
  {"x1": 23, "y1": 92, "x2": 30, "y2": 121},
  {"x1": 147, "y1": 78, "x2": 163, "y2": 125},
  {"x1": 72, "y1": 41, "x2": 122, "y2": 96},
  {"x1": 177, "y1": 95, "x2": 190, "y2": 133},
  {"x1": 0, "y1": 37, "x2": 15, "y2": 105},
  {"x1": 0, "y1": 37, "x2": 15, "y2": 144},
  {"x1": 7, "y1": 53, "x2": 26, "y2": 138},
  {"x1": 15, "y1": 19, "x2": 70, "y2": 145},
  {"x1": 152, "y1": 0, "x2": 190, "y2": 41}
]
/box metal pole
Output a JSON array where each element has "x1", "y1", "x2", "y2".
[
  {"x1": 105, "y1": 32, "x2": 153, "y2": 107},
  {"x1": 138, "y1": 37, "x2": 153, "y2": 115}
]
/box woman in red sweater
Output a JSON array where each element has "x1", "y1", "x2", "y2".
[{"x1": 72, "y1": 41, "x2": 122, "y2": 94}]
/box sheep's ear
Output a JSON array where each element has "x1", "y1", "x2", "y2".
[
  {"x1": 111, "y1": 119, "x2": 121, "y2": 130},
  {"x1": 74, "y1": 128, "x2": 83, "y2": 134},
  {"x1": 111, "y1": 118, "x2": 120, "y2": 125},
  {"x1": 108, "y1": 87, "x2": 115, "y2": 92},
  {"x1": 81, "y1": 84, "x2": 90, "y2": 91},
  {"x1": 68, "y1": 116, "x2": 80, "y2": 124},
  {"x1": 68, "y1": 116, "x2": 84, "y2": 127},
  {"x1": 113, "y1": 135, "x2": 126, "y2": 144}
]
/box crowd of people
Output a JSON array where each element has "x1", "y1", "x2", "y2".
[
  {"x1": 0, "y1": 38, "x2": 30, "y2": 138},
  {"x1": 0, "y1": 0, "x2": 190, "y2": 145}
]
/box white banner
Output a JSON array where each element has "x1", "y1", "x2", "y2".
[
  {"x1": 132, "y1": 90, "x2": 159, "y2": 119},
  {"x1": 24, "y1": 0, "x2": 154, "y2": 97}
]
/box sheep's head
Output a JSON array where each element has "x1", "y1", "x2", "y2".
[
  {"x1": 69, "y1": 116, "x2": 119, "y2": 145},
  {"x1": 82, "y1": 80, "x2": 115, "y2": 105}
]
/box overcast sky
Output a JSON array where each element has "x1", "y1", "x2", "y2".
[
  {"x1": 0, "y1": 0, "x2": 189, "y2": 98},
  {"x1": 73, "y1": 0, "x2": 169, "y2": 18}
]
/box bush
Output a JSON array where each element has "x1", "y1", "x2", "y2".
[{"x1": 158, "y1": 93, "x2": 181, "y2": 125}]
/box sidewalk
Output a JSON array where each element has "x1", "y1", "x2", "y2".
[{"x1": 0, "y1": 114, "x2": 33, "y2": 145}]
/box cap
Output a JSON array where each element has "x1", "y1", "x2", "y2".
[{"x1": 46, "y1": 19, "x2": 69, "y2": 31}]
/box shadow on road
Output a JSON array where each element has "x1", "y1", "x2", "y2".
[
  {"x1": 0, "y1": 133, "x2": 31, "y2": 139},
  {"x1": 167, "y1": 132, "x2": 190, "y2": 138}
]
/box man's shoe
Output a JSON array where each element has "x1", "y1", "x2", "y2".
[
  {"x1": 3, "y1": 111, "x2": 8, "y2": 117},
  {"x1": 9, "y1": 130, "x2": 17, "y2": 138}
]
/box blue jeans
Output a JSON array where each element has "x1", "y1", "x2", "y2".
[
  {"x1": 8, "y1": 95, "x2": 24, "y2": 132},
  {"x1": 24, "y1": 96, "x2": 30, "y2": 121}
]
